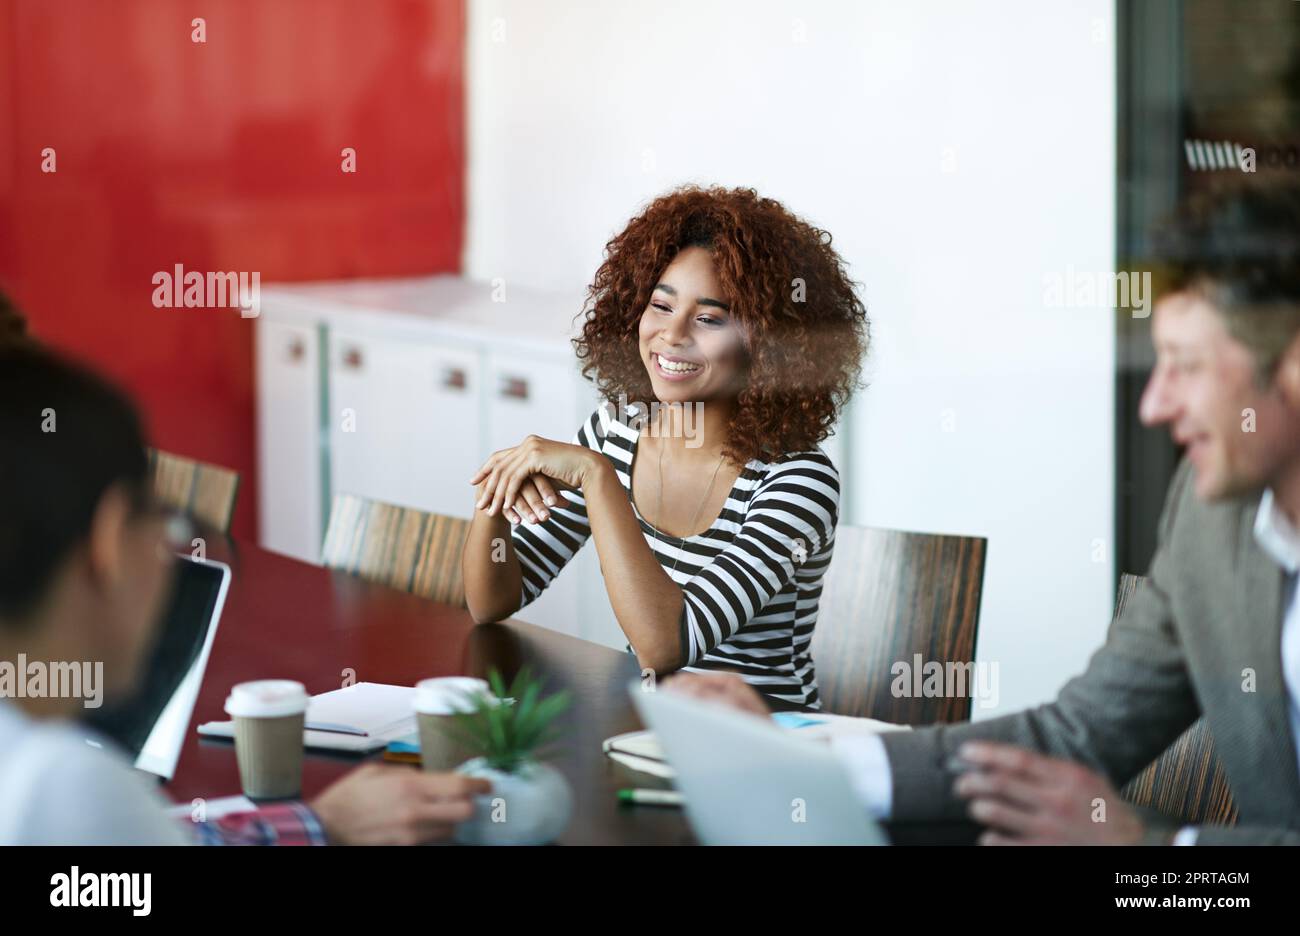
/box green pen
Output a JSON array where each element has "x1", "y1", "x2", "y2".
[{"x1": 617, "y1": 788, "x2": 684, "y2": 807}]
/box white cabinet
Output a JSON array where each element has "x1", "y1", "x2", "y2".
[
  {"x1": 328, "y1": 331, "x2": 482, "y2": 518},
  {"x1": 255, "y1": 277, "x2": 600, "y2": 641},
  {"x1": 256, "y1": 319, "x2": 323, "y2": 563},
  {"x1": 486, "y1": 352, "x2": 584, "y2": 450}
]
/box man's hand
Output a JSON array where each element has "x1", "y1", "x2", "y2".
[
  {"x1": 310, "y1": 763, "x2": 491, "y2": 846},
  {"x1": 665, "y1": 671, "x2": 770, "y2": 718},
  {"x1": 952, "y1": 741, "x2": 1146, "y2": 845}
]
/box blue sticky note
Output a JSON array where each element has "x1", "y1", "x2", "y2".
[
  {"x1": 387, "y1": 732, "x2": 421, "y2": 754},
  {"x1": 771, "y1": 712, "x2": 827, "y2": 729}
]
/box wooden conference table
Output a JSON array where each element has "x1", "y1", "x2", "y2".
[
  {"x1": 165, "y1": 539, "x2": 698, "y2": 845},
  {"x1": 165, "y1": 539, "x2": 975, "y2": 845}
]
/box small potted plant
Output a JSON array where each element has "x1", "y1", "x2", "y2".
[{"x1": 447, "y1": 667, "x2": 573, "y2": 846}]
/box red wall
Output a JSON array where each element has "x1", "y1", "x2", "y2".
[{"x1": 0, "y1": 0, "x2": 465, "y2": 540}]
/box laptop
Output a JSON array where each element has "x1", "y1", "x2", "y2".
[
  {"x1": 83, "y1": 555, "x2": 230, "y2": 779},
  {"x1": 631, "y1": 685, "x2": 887, "y2": 845}
]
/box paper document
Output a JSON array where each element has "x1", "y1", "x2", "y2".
[{"x1": 198, "y1": 682, "x2": 417, "y2": 752}]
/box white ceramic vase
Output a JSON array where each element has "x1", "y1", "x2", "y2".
[{"x1": 454, "y1": 758, "x2": 573, "y2": 846}]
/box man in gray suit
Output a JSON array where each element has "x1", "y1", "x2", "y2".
[{"x1": 671, "y1": 180, "x2": 1300, "y2": 845}]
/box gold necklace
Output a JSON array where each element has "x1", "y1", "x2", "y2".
[{"x1": 652, "y1": 440, "x2": 726, "y2": 579}]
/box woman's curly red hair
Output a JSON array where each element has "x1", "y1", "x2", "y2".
[{"x1": 574, "y1": 184, "x2": 869, "y2": 464}]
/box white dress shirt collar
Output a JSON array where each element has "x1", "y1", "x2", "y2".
[{"x1": 1255, "y1": 488, "x2": 1300, "y2": 575}]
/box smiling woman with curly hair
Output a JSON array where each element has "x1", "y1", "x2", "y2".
[{"x1": 463, "y1": 185, "x2": 869, "y2": 706}]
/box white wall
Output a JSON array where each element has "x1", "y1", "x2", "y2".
[{"x1": 465, "y1": 0, "x2": 1116, "y2": 715}]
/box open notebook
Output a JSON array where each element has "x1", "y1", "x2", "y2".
[
  {"x1": 198, "y1": 682, "x2": 416, "y2": 753},
  {"x1": 603, "y1": 710, "x2": 910, "y2": 779}
]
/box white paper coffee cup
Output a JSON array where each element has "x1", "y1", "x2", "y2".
[
  {"x1": 413, "y1": 677, "x2": 490, "y2": 715},
  {"x1": 225, "y1": 680, "x2": 308, "y2": 799},
  {"x1": 413, "y1": 677, "x2": 489, "y2": 771},
  {"x1": 225, "y1": 680, "x2": 309, "y2": 718}
]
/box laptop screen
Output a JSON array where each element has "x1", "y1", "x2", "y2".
[{"x1": 83, "y1": 555, "x2": 229, "y2": 779}]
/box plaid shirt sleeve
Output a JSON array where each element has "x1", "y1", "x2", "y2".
[{"x1": 185, "y1": 802, "x2": 327, "y2": 846}]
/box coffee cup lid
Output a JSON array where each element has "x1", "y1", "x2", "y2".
[
  {"x1": 413, "y1": 677, "x2": 490, "y2": 715},
  {"x1": 224, "y1": 680, "x2": 309, "y2": 718}
]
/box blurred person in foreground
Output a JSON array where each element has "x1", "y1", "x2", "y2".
[{"x1": 0, "y1": 338, "x2": 488, "y2": 845}]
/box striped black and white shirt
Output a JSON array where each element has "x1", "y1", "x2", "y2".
[{"x1": 510, "y1": 403, "x2": 839, "y2": 707}]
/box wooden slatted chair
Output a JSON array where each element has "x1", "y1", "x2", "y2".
[
  {"x1": 812, "y1": 525, "x2": 988, "y2": 724},
  {"x1": 147, "y1": 448, "x2": 241, "y2": 535},
  {"x1": 1115, "y1": 573, "x2": 1239, "y2": 825},
  {"x1": 321, "y1": 493, "x2": 470, "y2": 606}
]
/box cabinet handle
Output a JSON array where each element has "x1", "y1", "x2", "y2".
[
  {"x1": 500, "y1": 376, "x2": 530, "y2": 401},
  {"x1": 341, "y1": 346, "x2": 363, "y2": 370},
  {"x1": 442, "y1": 367, "x2": 468, "y2": 391},
  {"x1": 287, "y1": 338, "x2": 305, "y2": 363}
]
